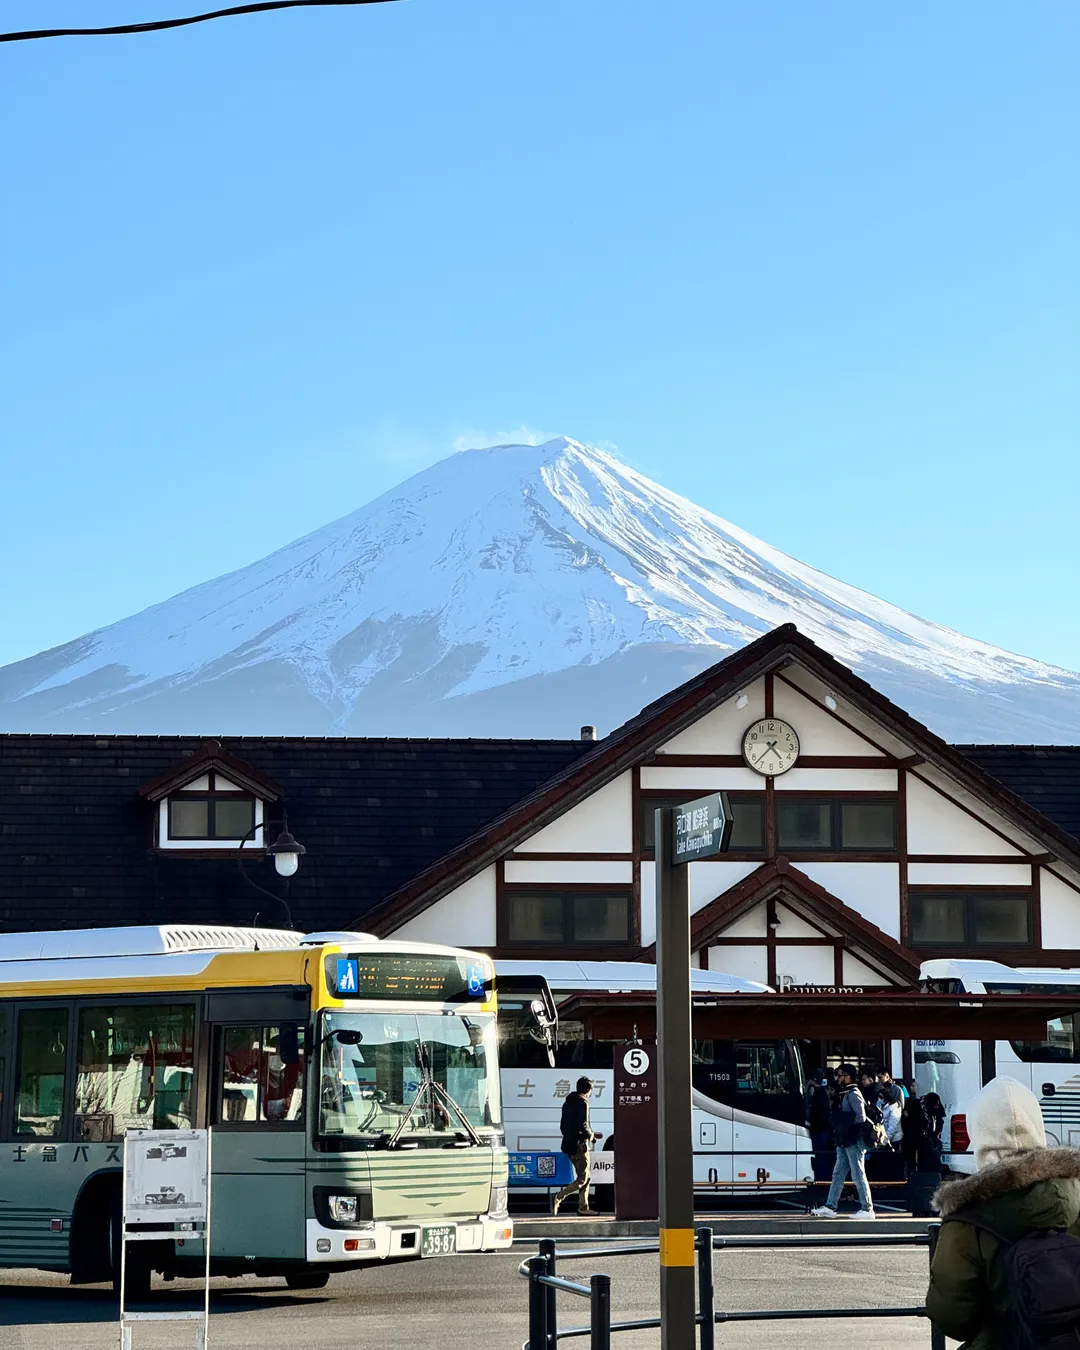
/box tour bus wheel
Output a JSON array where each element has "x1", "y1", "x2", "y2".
[{"x1": 285, "y1": 1270, "x2": 331, "y2": 1291}]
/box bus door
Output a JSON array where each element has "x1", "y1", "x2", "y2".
[
  {"x1": 691, "y1": 1041, "x2": 735, "y2": 1189},
  {"x1": 206, "y1": 989, "x2": 309, "y2": 1261},
  {"x1": 729, "y1": 1041, "x2": 807, "y2": 1188}
]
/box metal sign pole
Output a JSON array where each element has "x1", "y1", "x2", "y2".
[
  {"x1": 655, "y1": 806, "x2": 695, "y2": 1350},
  {"x1": 201, "y1": 1125, "x2": 212, "y2": 1350}
]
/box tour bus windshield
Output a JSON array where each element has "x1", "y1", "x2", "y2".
[{"x1": 318, "y1": 1011, "x2": 502, "y2": 1142}]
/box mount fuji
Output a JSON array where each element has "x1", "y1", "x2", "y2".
[{"x1": 2, "y1": 437, "x2": 1079, "y2": 741}]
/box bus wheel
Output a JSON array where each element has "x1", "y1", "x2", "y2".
[{"x1": 285, "y1": 1270, "x2": 331, "y2": 1291}]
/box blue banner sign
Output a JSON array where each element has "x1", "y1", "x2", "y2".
[{"x1": 508, "y1": 1152, "x2": 570, "y2": 1186}]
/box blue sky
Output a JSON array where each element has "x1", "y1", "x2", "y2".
[{"x1": 1, "y1": 1, "x2": 1077, "y2": 672}]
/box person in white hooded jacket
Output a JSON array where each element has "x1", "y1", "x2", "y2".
[{"x1": 926, "y1": 1075, "x2": 1080, "y2": 1350}]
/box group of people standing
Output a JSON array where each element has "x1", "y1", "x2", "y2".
[{"x1": 806, "y1": 1061, "x2": 946, "y2": 1219}]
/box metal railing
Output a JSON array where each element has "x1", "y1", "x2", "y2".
[{"x1": 521, "y1": 1226, "x2": 946, "y2": 1350}]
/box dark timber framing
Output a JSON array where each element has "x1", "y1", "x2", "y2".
[{"x1": 358, "y1": 626, "x2": 1080, "y2": 948}]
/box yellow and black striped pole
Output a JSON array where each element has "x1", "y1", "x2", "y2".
[{"x1": 656, "y1": 806, "x2": 696, "y2": 1348}]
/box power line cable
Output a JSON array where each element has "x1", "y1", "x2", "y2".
[{"x1": 0, "y1": 0, "x2": 401, "y2": 44}]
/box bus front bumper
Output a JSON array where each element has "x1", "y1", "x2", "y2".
[{"x1": 304, "y1": 1215, "x2": 513, "y2": 1263}]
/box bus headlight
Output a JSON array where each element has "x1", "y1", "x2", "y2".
[
  {"x1": 489, "y1": 1185, "x2": 508, "y2": 1218},
  {"x1": 329, "y1": 1195, "x2": 361, "y2": 1224}
]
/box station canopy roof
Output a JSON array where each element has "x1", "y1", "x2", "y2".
[{"x1": 555, "y1": 990, "x2": 1080, "y2": 1041}]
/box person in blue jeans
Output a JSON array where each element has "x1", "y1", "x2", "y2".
[{"x1": 811, "y1": 1063, "x2": 875, "y2": 1219}]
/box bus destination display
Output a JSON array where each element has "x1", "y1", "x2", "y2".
[{"x1": 327, "y1": 953, "x2": 490, "y2": 1002}]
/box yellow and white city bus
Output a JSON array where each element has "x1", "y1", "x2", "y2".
[{"x1": 0, "y1": 924, "x2": 525, "y2": 1295}]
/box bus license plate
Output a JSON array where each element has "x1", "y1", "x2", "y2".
[{"x1": 421, "y1": 1225, "x2": 456, "y2": 1258}]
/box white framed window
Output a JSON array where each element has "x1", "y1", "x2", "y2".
[{"x1": 157, "y1": 771, "x2": 264, "y2": 850}]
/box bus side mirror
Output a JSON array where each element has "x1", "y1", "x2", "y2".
[
  {"x1": 528, "y1": 999, "x2": 557, "y2": 1068},
  {"x1": 280, "y1": 1023, "x2": 300, "y2": 1065}
]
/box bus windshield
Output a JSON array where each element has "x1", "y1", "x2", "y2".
[{"x1": 318, "y1": 1011, "x2": 501, "y2": 1142}]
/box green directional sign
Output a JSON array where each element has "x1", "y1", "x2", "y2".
[{"x1": 672, "y1": 791, "x2": 733, "y2": 864}]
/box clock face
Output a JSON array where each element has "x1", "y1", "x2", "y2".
[{"x1": 742, "y1": 718, "x2": 800, "y2": 777}]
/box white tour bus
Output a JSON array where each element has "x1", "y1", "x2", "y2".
[
  {"x1": 495, "y1": 960, "x2": 812, "y2": 1196},
  {"x1": 918, "y1": 959, "x2": 1080, "y2": 1174}
]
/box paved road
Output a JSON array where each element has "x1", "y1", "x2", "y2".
[{"x1": 0, "y1": 1245, "x2": 951, "y2": 1349}]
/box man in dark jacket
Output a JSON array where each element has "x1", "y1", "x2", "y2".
[
  {"x1": 927, "y1": 1076, "x2": 1080, "y2": 1350},
  {"x1": 553, "y1": 1077, "x2": 600, "y2": 1215},
  {"x1": 811, "y1": 1063, "x2": 874, "y2": 1218},
  {"x1": 806, "y1": 1069, "x2": 833, "y2": 1154}
]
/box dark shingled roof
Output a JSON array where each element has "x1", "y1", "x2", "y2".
[
  {"x1": 0, "y1": 735, "x2": 590, "y2": 933},
  {"x1": 956, "y1": 746, "x2": 1080, "y2": 846}
]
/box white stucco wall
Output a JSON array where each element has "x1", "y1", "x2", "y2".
[
  {"x1": 774, "y1": 768, "x2": 897, "y2": 792},
  {"x1": 657, "y1": 679, "x2": 766, "y2": 754},
  {"x1": 797, "y1": 862, "x2": 901, "y2": 940},
  {"x1": 722, "y1": 906, "x2": 767, "y2": 938},
  {"x1": 1040, "y1": 870, "x2": 1080, "y2": 949},
  {"x1": 708, "y1": 944, "x2": 768, "y2": 984},
  {"x1": 774, "y1": 946, "x2": 836, "y2": 986},
  {"x1": 639, "y1": 766, "x2": 763, "y2": 790},
  {"x1": 772, "y1": 904, "x2": 825, "y2": 938},
  {"x1": 905, "y1": 774, "x2": 1025, "y2": 856},
  {"x1": 688, "y1": 861, "x2": 763, "y2": 916},
  {"x1": 772, "y1": 680, "x2": 886, "y2": 756},
  {"x1": 640, "y1": 865, "x2": 656, "y2": 947},
  {"x1": 514, "y1": 773, "x2": 633, "y2": 853},
  {"x1": 503, "y1": 860, "x2": 633, "y2": 884},
  {"x1": 843, "y1": 953, "x2": 893, "y2": 986},
  {"x1": 390, "y1": 867, "x2": 497, "y2": 947},
  {"x1": 907, "y1": 862, "x2": 1033, "y2": 887}
]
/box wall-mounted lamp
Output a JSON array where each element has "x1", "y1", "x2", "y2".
[
  {"x1": 736, "y1": 693, "x2": 749, "y2": 710},
  {"x1": 824, "y1": 695, "x2": 838, "y2": 711},
  {"x1": 767, "y1": 899, "x2": 782, "y2": 930}
]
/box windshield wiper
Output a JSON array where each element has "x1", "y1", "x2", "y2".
[{"x1": 379, "y1": 1040, "x2": 483, "y2": 1150}]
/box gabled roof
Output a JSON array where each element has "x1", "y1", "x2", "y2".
[
  {"x1": 640, "y1": 856, "x2": 920, "y2": 985},
  {"x1": 138, "y1": 739, "x2": 284, "y2": 802},
  {"x1": 956, "y1": 746, "x2": 1080, "y2": 846},
  {"x1": 0, "y1": 734, "x2": 589, "y2": 933},
  {"x1": 360, "y1": 624, "x2": 1080, "y2": 934}
]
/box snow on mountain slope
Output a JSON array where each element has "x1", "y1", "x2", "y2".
[{"x1": 1, "y1": 437, "x2": 1078, "y2": 741}]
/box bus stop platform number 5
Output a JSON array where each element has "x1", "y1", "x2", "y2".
[{"x1": 623, "y1": 1048, "x2": 650, "y2": 1076}]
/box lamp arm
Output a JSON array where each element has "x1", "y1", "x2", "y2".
[{"x1": 237, "y1": 822, "x2": 294, "y2": 929}]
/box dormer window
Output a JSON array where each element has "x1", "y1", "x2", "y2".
[
  {"x1": 140, "y1": 744, "x2": 280, "y2": 853},
  {"x1": 166, "y1": 773, "x2": 258, "y2": 842}
]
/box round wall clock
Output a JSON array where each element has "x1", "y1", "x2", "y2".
[{"x1": 742, "y1": 718, "x2": 800, "y2": 777}]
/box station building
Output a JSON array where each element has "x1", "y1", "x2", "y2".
[{"x1": 2, "y1": 624, "x2": 1079, "y2": 1072}]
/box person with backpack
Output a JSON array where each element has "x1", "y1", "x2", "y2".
[
  {"x1": 810, "y1": 1063, "x2": 875, "y2": 1219},
  {"x1": 926, "y1": 1075, "x2": 1080, "y2": 1349}
]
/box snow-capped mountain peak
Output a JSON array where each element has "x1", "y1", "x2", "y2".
[{"x1": 1, "y1": 437, "x2": 1078, "y2": 741}]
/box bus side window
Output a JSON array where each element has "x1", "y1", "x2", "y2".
[
  {"x1": 218, "y1": 1025, "x2": 305, "y2": 1125},
  {"x1": 735, "y1": 1042, "x2": 794, "y2": 1095},
  {"x1": 549, "y1": 1021, "x2": 614, "y2": 1069},
  {"x1": 75, "y1": 1004, "x2": 195, "y2": 1136},
  {"x1": 497, "y1": 1007, "x2": 554, "y2": 1069},
  {"x1": 14, "y1": 1007, "x2": 68, "y2": 1138},
  {"x1": 0, "y1": 1005, "x2": 9, "y2": 1123},
  {"x1": 692, "y1": 1041, "x2": 736, "y2": 1106},
  {"x1": 1012, "y1": 1016, "x2": 1080, "y2": 1063}
]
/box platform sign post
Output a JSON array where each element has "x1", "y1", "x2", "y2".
[
  {"x1": 122, "y1": 1128, "x2": 212, "y2": 1349},
  {"x1": 613, "y1": 1043, "x2": 659, "y2": 1220},
  {"x1": 656, "y1": 792, "x2": 731, "y2": 1350}
]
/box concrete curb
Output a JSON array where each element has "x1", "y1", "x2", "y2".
[{"x1": 513, "y1": 1215, "x2": 938, "y2": 1240}]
